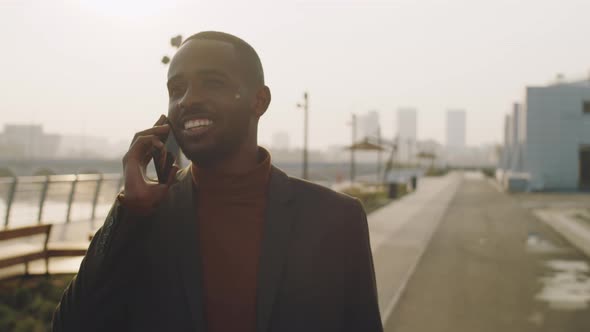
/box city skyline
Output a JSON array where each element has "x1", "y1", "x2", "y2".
[{"x1": 2, "y1": 0, "x2": 590, "y2": 150}]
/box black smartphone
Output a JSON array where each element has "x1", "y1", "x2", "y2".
[{"x1": 152, "y1": 120, "x2": 177, "y2": 184}]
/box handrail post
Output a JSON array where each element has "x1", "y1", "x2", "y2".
[
  {"x1": 65, "y1": 176, "x2": 78, "y2": 223},
  {"x1": 4, "y1": 177, "x2": 17, "y2": 228},
  {"x1": 90, "y1": 174, "x2": 104, "y2": 225},
  {"x1": 37, "y1": 175, "x2": 50, "y2": 224}
]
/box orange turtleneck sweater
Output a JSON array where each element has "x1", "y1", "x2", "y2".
[{"x1": 191, "y1": 148, "x2": 271, "y2": 332}]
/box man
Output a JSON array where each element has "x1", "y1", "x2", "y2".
[{"x1": 53, "y1": 31, "x2": 382, "y2": 332}]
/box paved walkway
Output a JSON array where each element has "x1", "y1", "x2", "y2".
[
  {"x1": 369, "y1": 172, "x2": 463, "y2": 323},
  {"x1": 384, "y1": 174, "x2": 590, "y2": 332}
]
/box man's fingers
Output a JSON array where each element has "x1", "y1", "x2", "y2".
[
  {"x1": 154, "y1": 114, "x2": 167, "y2": 126},
  {"x1": 130, "y1": 124, "x2": 170, "y2": 147},
  {"x1": 127, "y1": 135, "x2": 164, "y2": 165},
  {"x1": 165, "y1": 165, "x2": 180, "y2": 187}
]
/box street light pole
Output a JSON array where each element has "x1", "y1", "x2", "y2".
[
  {"x1": 297, "y1": 92, "x2": 309, "y2": 180},
  {"x1": 377, "y1": 125, "x2": 382, "y2": 182},
  {"x1": 350, "y1": 113, "x2": 357, "y2": 184}
]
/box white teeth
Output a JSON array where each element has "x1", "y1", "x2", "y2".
[{"x1": 184, "y1": 119, "x2": 213, "y2": 130}]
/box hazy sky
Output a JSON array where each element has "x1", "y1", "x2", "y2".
[{"x1": 1, "y1": 0, "x2": 589, "y2": 149}]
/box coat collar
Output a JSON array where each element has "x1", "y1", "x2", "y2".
[{"x1": 169, "y1": 164, "x2": 296, "y2": 332}]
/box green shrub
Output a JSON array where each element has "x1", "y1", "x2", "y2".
[
  {"x1": 481, "y1": 168, "x2": 496, "y2": 178},
  {"x1": 341, "y1": 186, "x2": 391, "y2": 214},
  {"x1": 13, "y1": 288, "x2": 33, "y2": 311},
  {"x1": 0, "y1": 274, "x2": 75, "y2": 331},
  {"x1": 0, "y1": 303, "x2": 16, "y2": 331},
  {"x1": 425, "y1": 168, "x2": 448, "y2": 177},
  {"x1": 13, "y1": 316, "x2": 44, "y2": 332}
]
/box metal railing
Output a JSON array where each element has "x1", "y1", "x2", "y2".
[{"x1": 0, "y1": 174, "x2": 123, "y2": 229}]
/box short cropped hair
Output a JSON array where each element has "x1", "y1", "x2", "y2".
[{"x1": 182, "y1": 31, "x2": 265, "y2": 87}]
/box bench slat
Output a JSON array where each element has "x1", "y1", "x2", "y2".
[
  {"x1": 0, "y1": 251, "x2": 46, "y2": 268},
  {"x1": 0, "y1": 225, "x2": 52, "y2": 241}
]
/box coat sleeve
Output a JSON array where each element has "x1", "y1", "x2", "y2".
[
  {"x1": 345, "y1": 199, "x2": 383, "y2": 332},
  {"x1": 52, "y1": 198, "x2": 151, "y2": 332}
]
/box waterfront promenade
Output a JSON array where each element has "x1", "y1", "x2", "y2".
[{"x1": 3, "y1": 172, "x2": 590, "y2": 331}]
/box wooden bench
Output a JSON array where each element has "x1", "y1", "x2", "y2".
[
  {"x1": 0, "y1": 224, "x2": 52, "y2": 275},
  {"x1": 0, "y1": 224, "x2": 90, "y2": 276}
]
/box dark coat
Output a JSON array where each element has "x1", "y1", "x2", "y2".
[{"x1": 53, "y1": 166, "x2": 383, "y2": 332}]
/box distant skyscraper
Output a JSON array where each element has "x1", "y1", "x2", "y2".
[
  {"x1": 397, "y1": 108, "x2": 418, "y2": 162},
  {"x1": 397, "y1": 108, "x2": 417, "y2": 141},
  {"x1": 358, "y1": 110, "x2": 380, "y2": 139},
  {"x1": 446, "y1": 110, "x2": 466, "y2": 148}
]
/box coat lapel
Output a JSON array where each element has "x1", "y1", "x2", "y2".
[
  {"x1": 169, "y1": 166, "x2": 206, "y2": 331},
  {"x1": 256, "y1": 166, "x2": 297, "y2": 332}
]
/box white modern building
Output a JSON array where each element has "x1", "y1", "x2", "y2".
[
  {"x1": 446, "y1": 110, "x2": 466, "y2": 148},
  {"x1": 358, "y1": 110, "x2": 381, "y2": 140},
  {"x1": 397, "y1": 108, "x2": 418, "y2": 162},
  {"x1": 499, "y1": 78, "x2": 590, "y2": 191},
  {"x1": 397, "y1": 108, "x2": 417, "y2": 141}
]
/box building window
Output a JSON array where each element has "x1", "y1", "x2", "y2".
[{"x1": 584, "y1": 101, "x2": 590, "y2": 114}]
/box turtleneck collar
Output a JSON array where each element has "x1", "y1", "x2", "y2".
[{"x1": 190, "y1": 147, "x2": 272, "y2": 201}]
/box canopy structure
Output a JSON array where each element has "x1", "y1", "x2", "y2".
[
  {"x1": 344, "y1": 137, "x2": 386, "y2": 151},
  {"x1": 344, "y1": 137, "x2": 392, "y2": 183}
]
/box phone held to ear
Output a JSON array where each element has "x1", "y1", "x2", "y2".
[{"x1": 152, "y1": 121, "x2": 177, "y2": 184}]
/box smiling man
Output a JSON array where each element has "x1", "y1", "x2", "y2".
[{"x1": 53, "y1": 31, "x2": 382, "y2": 332}]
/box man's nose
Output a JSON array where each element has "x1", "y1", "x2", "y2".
[{"x1": 178, "y1": 86, "x2": 206, "y2": 109}]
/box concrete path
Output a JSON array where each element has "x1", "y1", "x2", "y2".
[
  {"x1": 369, "y1": 172, "x2": 463, "y2": 324},
  {"x1": 384, "y1": 174, "x2": 590, "y2": 332}
]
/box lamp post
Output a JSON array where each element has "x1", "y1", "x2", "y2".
[
  {"x1": 377, "y1": 126, "x2": 382, "y2": 182},
  {"x1": 350, "y1": 113, "x2": 357, "y2": 184},
  {"x1": 296, "y1": 92, "x2": 309, "y2": 180}
]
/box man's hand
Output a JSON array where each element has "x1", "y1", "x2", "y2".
[{"x1": 120, "y1": 114, "x2": 179, "y2": 216}]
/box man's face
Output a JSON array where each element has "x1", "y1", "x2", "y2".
[{"x1": 166, "y1": 39, "x2": 253, "y2": 166}]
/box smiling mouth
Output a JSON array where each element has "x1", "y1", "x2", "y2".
[{"x1": 182, "y1": 118, "x2": 214, "y2": 136}]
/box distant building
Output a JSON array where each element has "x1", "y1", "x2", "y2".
[
  {"x1": 499, "y1": 78, "x2": 590, "y2": 191},
  {"x1": 397, "y1": 108, "x2": 417, "y2": 141},
  {"x1": 397, "y1": 108, "x2": 418, "y2": 162},
  {"x1": 358, "y1": 110, "x2": 380, "y2": 140},
  {"x1": 271, "y1": 131, "x2": 291, "y2": 151},
  {"x1": 446, "y1": 110, "x2": 466, "y2": 148},
  {"x1": 56, "y1": 135, "x2": 121, "y2": 159},
  {"x1": 0, "y1": 124, "x2": 60, "y2": 159}
]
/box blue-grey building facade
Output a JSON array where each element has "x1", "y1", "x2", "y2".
[{"x1": 499, "y1": 79, "x2": 590, "y2": 191}]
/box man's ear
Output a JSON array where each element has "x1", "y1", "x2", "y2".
[{"x1": 253, "y1": 86, "x2": 271, "y2": 118}]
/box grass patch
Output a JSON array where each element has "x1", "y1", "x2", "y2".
[
  {"x1": 425, "y1": 168, "x2": 448, "y2": 177},
  {"x1": 0, "y1": 274, "x2": 74, "y2": 332}
]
